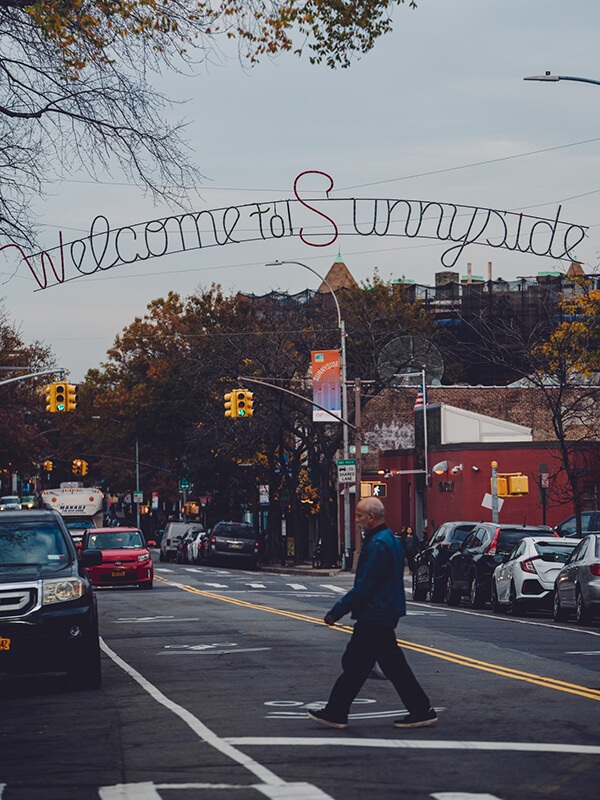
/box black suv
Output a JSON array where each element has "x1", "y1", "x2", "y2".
[
  {"x1": 445, "y1": 522, "x2": 555, "y2": 608},
  {"x1": 0, "y1": 510, "x2": 102, "y2": 688},
  {"x1": 554, "y1": 511, "x2": 600, "y2": 538},
  {"x1": 205, "y1": 521, "x2": 259, "y2": 568},
  {"x1": 412, "y1": 521, "x2": 478, "y2": 602}
]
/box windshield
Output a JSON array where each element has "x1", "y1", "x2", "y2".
[
  {"x1": 215, "y1": 524, "x2": 256, "y2": 539},
  {"x1": 534, "y1": 540, "x2": 577, "y2": 562},
  {"x1": 0, "y1": 521, "x2": 70, "y2": 569},
  {"x1": 86, "y1": 531, "x2": 145, "y2": 549},
  {"x1": 63, "y1": 518, "x2": 95, "y2": 531}
]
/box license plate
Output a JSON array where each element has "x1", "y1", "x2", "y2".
[
  {"x1": 0, "y1": 637, "x2": 11, "y2": 651},
  {"x1": 111, "y1": 571, "x2": 126, "y2": 577},
  {"x1": 229, "y1": 542, "x2": 243, "y2": 550}
]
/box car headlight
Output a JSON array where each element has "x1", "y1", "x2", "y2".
[{"x1": 42, "y1": 578, "x2": 85, "y2": 605}]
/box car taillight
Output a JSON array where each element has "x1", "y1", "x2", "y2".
[
  {"x1": 486, "y1": 528, "x2": 501, "y2": 555},
  {"x1": 520, "y1": 558, "x2": 539, "y2": 574},
  {"x1": 441, "y1": 543, "x2": 452, "y2": 549},
  {"x1": 211, "y1": 536, "x2": 216, "y2": 545},
  {"x1": 589, "y1": 564, "x2": 600, "y2": 577}
]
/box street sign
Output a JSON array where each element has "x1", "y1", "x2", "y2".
[
  {"x1": 179, "y1": 478, "x2": 191, "y2": 491},
  {"x1": 133, "y1": 491, "x2": 143, "y2": 503},
  {"x1": 337, "y1": 459, "x2": 356, "y2": 483}
]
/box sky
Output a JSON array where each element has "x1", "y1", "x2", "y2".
[{"x1": 3, "y1": 0, "x2": 600, "y2": 382}]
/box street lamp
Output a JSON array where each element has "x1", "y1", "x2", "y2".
[
  {"x1": 524, "y1": 71, "x2": 600, "y2": 87},
  {"x1": 266, "y1": 259, "x2": 352, "y2": 568}
]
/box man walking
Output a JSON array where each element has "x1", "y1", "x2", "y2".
[{"x1": 307, "y1": 496, "x2": 437, "y2": 730}]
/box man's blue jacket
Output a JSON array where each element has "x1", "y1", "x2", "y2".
[{"x1": 327, "y1": 523, "x2": 406, "y2": 626}]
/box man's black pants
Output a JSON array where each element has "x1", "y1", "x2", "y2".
[{"x1": 325, "y1": 621, "x2": 431, "y2": 721}]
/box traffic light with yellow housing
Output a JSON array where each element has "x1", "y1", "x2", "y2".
[
  {"x1": 224, "y1": 391, "x2": 236, "y2": 418},
  {"x1": 66, "y1": 383, "x2": 77, "y2": 412},
  {"x1": 43, "y1": 460, "x2": 53, "y2": 472},
  {"x1": 45, "y1": 384, "x2": 55, "y2": 413},
  {"x1": 242, "y1": 389, "x2": 254, "y2": 417},
  {"x1": 72, "y1": 459, "x2": 82, "y2": 475}
]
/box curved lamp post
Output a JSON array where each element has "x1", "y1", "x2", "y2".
[
  {"x1": 524, "y1": 71, "x2": 600, "y2": 87},
  {"x1": 266, "y1": 259, "x2": 351, "y2": 568}
]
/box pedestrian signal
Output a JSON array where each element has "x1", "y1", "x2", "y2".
[{"x1": 372, "y1": 483, "x2": 387, "y2": 498}]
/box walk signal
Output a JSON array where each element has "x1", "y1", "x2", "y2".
[{"x1": 372, "y1": 483, "x2": 387, "y2": 498}]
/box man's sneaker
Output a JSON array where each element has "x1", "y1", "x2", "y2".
[
  {"x1": 307, "y1": 708, "x2": 348, "y2": 729},
  {"x1": 393, "y1": 708, "x2": 438, "y2": 729}
]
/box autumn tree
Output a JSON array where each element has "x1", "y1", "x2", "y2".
[
  {"x1": 0, "y1": 0, "x2": 416, "y2": 245},
  {"x1": 0, "y1": 302, "x2": 56, "y2": 485},
  {"x1": 469, "y1": 282, "x2": 600, "y2": 536}
]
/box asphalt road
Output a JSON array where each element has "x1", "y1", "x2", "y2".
[{"x1": 1, "y1": 556, "x2": 599, "y2": 800}]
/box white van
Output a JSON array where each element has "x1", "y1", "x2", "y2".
[{"x1": 159, "y1": 521, "x2": 193, "y2": 562}]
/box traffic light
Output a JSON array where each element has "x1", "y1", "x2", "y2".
[
  {"x1": 224, "y1": 391, "x2": 236, "y2": 418},
  {"x1": 66, "y1": 383, "x2": 77, "y2": 412},
  {"x1": 45, "y1": 384, "x2": 55, "y2": 413},
  {"x1": 43, "y1": 460, "x2": 53, "y2": 472},
  {"x1": 54, "y1": 382, "x2": 67, "y2": 412},
  {"x1": 72, "y1": 459, "x2": 82, "y2": 475},
  {"x1": 236, "y1": 389, "x2": 254, "y2": 417},
  {"x1": 372, "y1": 483, "x2": 387, "y2": 498},
  {"x1": 80, "y1": 460, "x2": 88, "y2": 476}
]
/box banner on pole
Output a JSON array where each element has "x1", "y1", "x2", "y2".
[{"x1": 311, "y1": 350, "x2": 342, "y2": 423}]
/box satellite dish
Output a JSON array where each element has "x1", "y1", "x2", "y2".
[{"x1": 377, "y1": 335, "x2": 444, "y2": 387}]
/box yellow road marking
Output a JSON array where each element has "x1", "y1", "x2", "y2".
[{"x1": 156, "y1": 576, "x2": 600, "y2": 702}]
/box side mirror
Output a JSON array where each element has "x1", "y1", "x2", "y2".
[
  {"x1": 81, "y1": 549, "x2": 103, "y2": 567},
  {"x1": 147, "y1": 540, "x2": 156, "y2": 547}
]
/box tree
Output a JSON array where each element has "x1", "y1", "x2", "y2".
[
  {"x1": 469, "y1": 282, "x2": 600, "y2": 536},
  {"x1": 0, "y1": 0, "x2": 416, "y2": 245},
  {"x1": 0, "y1": 303, "x2": 55, "y2": 484}
]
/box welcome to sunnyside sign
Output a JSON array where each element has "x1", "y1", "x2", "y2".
[{"x1": 0, "y1": 170, "x2": 588, "y2": 290}]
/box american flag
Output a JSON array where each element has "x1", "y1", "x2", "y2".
[{"x1": 413, "y1": 387, "x2": 426, "y2": 414}]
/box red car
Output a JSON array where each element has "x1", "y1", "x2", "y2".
[{"x1": 81, "y1": 527, "x2": 155, "y2": 589}]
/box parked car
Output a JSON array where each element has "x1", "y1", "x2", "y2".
[
  {"x1": 176, "y1": 529, "x2": 198, "y2": 564},
  {"x1": 412, "y1": 521, "x2": 478, "y2": 601},
  {"x1": 204, "y1": 521, "x2": 259, "y2": 569},
  {"x1": 0, "y1": 496, "x2": 21, "y2": 511},
  {"x1": 159, "y1": 521, "x2": 193, "y2": 562},
  {"x1": 491, "y1": 536, "x2": 577, "y2": 615},
  {"x1": 445, "y1": 523, "x2": 556, "y2": 608},
  {"x1": 554, "y1": 511, "x2": 600, "y2": 538},
  {"x1": 553, "y1": 533, "x2": 600, "y2": 624},
  {"x1": 0, "y1": 509, "x2": 103, "y2": 688},
  {"x1": 187, "y1": 528, "x2": 208, "y2": 564},
  {"x1": 81, "y1": 527, "x2": 155, "y2": 589}
]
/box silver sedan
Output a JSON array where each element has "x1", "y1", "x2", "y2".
[{"x1": 553, "y1": 534, "x2": 600, "y2": 625}]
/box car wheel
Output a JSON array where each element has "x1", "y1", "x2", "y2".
[
  {"x1": 553, "y1": 589, "x2": 569, "y2": 622},
  {"x1": 67, "y1": 638, "x2": 102, "y2": 690},
  {"x1": 159, "y1": 551, "x2": 165, "y2": 562},
  {"x1": 140, "y1": 580, "x2": 153, "y2": 590},
  {"x1": 468, "y1": 574, "x2": 485, "y2": 609},
  {"x1": 575, "y1": 588, "x2": 593, "y2": 625},
  {"x1": 445, "y1": 574, "x2": 461, "y2": 606},
  {"x1": 430, "y1": 572, "x2": 447, "y2": 603},
  {"x1": 412, "y1": 570, "x2": 427, "y2": 601},
  {"x1": 507, "y1": 582, "x2": 525, "y2": 616},
  {"x1": 491, "y1": 582, "x2": 502, "y2": 614}
]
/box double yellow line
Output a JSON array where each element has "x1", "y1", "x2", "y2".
[{"x1": 158, "y1": 576, "x2": 600, "y2": 702}]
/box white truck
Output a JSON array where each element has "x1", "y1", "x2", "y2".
[{"x1": 41, "y1": 483, "x2": 104, "y2": 543}]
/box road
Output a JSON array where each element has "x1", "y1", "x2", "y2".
[{"x1": 1, "y1": 557, "x2": 599, "y2": 800}]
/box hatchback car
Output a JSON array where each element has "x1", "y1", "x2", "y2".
[
  {"x1": 445, "y1": 523, "x2": 556, "y2": 608},
  {"x1": 0, "y1": 509, "x2": 102, "y2": 688},
  {"x1": 491, "y1": 536, "x2": 577, "y2": 615},
  {"x1": 412, "y1": 521, "x2": 478, "y2": 602},
  {"x1": 20, "y1": 495, "x2": 36, "y2": 510},
  {"x1": 553, "y1": 533, "x2": 600, "y2": 624},
  {"x1": 204, "y1": 521, "x2": 259, "y2": 568},
  {"x1": 81, "y1": 527, "x2": 154, "y2": 589}
]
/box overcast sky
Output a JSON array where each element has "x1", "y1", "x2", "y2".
[{"x1": 3, "y1": 0, "x2": 600, "y2": 382}]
